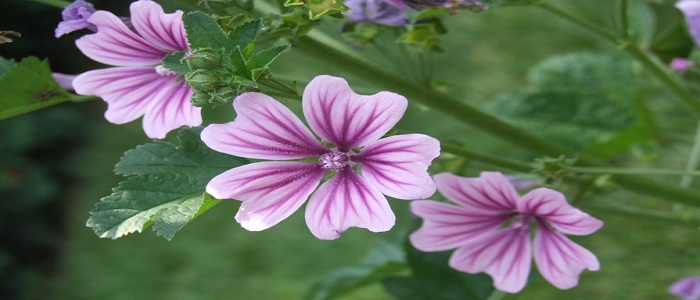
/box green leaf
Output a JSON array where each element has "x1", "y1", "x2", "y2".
[
  {"x1": 0, "y1": 56, "x2": 72, "y2": 119},
  {"x1": 161, "y1": 51, "x2": 191, "y2": 74},
  {"x1": 0, "y1": 56, "x2": 16, "y2": 73},
  {"x1": 228, "y1": 19, "x2": 263, "y2": 51},
  {"x1": 87, "y1": 128, "x2": 247, "y2": 240},
  {"x1": 488, "y1": 53, "x2": 641, "y2": 152},
  {"x1": 247, "y1": 45, "x2": 290, "y2": 72},
  {"x1": 183, "y1": 11, "x2": 230, "y2": 49},
  {"x1": 306, "y1": 238, "x2": 408, "y2": 300}
]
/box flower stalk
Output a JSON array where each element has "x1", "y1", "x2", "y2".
[
  {"x1": 537, "y1": 2, "x2": 700, "y2": 117},
  {"x1": 295, "y1": 33, "x2": 700, "y2": 207}
]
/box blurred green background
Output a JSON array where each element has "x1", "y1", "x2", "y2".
[{"x1": 2, "y1": 0, "x2": 700, "y2": 299}]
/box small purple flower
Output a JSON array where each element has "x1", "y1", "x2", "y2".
[
  {"x1": 409, "y1": 172, "x2": 603, "y2": 293},
  {"x1": 55, "y1": 0, "x2": 97, "y2": 38},
  {"x1": 670, "y1": 277, "x2": 700, "y2": 300},
  {"x1": 671, "y1": 57, "x2": 694, "y2": 73},
  {"x1": 72, "y1": 0, "x2": 201, "y2": 139},
  {"x1": 201, "y1": 75, "x2": 440, "y2": 240},
  {"x1": 344, "y1": 0, "x2": 408, "y2": 26},
  {"x1": 678, "y1": 0, "x2": 700, "y2": 46}
]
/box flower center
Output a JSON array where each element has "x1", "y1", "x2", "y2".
[
  {"x1": 508, "y1": 214, "x2": 533, "y2": 233},
  {"x1": 155, "y1": 65, "x2": 177, "y2": 76},
  {"x1": 319, "y1": 152, "x2": 350, "y2": 171}
]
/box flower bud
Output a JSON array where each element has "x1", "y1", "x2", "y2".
[
  {"x1": 186, "y1": 48, "x2": 222, "y2": 70},
  {"x1": 185, "y1": 69, "x2": 218, "y2": 90}
]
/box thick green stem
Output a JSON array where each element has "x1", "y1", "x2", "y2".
[
  {"x1": 538, "y1": 2, "x2": 700, "y2": 117},
  {"x1": 441, "y1": 143, "x2": 532, "y2": 173},
  {"x1": 296, "y1": 33, "x2": 700, "y2": 206}
]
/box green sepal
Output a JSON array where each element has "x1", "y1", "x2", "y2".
[{"x1": 162, "y1": 51, "x2": 191, "y2": 74}]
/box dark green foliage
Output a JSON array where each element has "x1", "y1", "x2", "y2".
[{"x1": 489, "y1": 53, "x2": 649, "y2": 155}]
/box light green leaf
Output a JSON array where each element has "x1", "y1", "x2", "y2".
[
  {"x1": 0, "y1": 56, "x2": 72, "y2": 119},
  {"x1": 87, "y1": 128, "x2": 247, "y2": 240}
]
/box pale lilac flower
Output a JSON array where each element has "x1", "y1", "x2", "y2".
[
  {"x1": 671, "y1": 57, "x2": 694, "y2": 73},
  {"x1": 55, "y1": 0, "x2": 96, "y2": 38},
  {"x1": 409, "y1": 172, "x2": 603, "y2": 293},
  {"x1": 201, "y1": 75, "x2": 440, "y2": 240},
  {"x1": 52, "y1": 73, "x2": 77, "y2": 91},
  {"x1": 72, "y1": 0, "x2": 200, "y2": 139},
  {"x1": 670, "y1": 277, "x2": 700, "y2": 300},
  {"x1": 678, "y1": 0, "x2": 700, "y2": 46},
  {"x1": 344, "y1": 0, "x2": 408, "y2": 26}
]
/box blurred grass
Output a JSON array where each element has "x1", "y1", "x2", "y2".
[{"x1": 47, "y1": 1, "x2": 700, "y2": 300}]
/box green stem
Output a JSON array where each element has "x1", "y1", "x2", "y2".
[
  {"x1": 296, "y1": 32, "x2": 700, "y2": 207},
  {"x1": 486, "y1": 289, "x2": 508, "y2": 300},
  {"x1": 538, "y1": 2, "x2": 700, "y2": 116},
  {"x1": 537, "y1": 2, "x2": 618, "y2": 41},
  {"x1": 567, "y1": 166, "x2": 700, "y2": 177},
  {"x1": 617, "y1": 0, "x2": 629, "y2": 39},
  {"x1": 29, "y1": 0, "x2": 70, "y2": 8},
  {"x1": 680, "y1": 122, "x2": 700, "y2": 187},
  {"x1": 582, "y1": 200, "x2": 700, "y2": 228},
  {"x1": 441, "y1": 143, "x2": 532, "y2": 173}
]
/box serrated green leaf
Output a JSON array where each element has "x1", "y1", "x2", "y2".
[
  {"x1": 115, "y1": 127, "x2": 247, "y2": 177},
  {"x1": 227, "y1": 47, "x2": 248, "y2": 76},
  {"x1": 306, "y1": 238, "x2": 407, "y2": 300},
  {"x1": 162, "y1": 51, "x2": 191, "y2": 74},
  {"x1": 183, "y1": 11, "x2": 230, "y2": 49},
  {"x1": 88, "y1": 128, "x2": 247, "y2": 240},
  {"x1": 0, "y1": 56, "x2": 72, "y2": 119},
  {"x1": 87, "y1": 174, "x2": 207, "y2": 240},
  {"x1": 247, "y1": 45, "x2": 290, "y2": 71},
  {"x1": 227, "y1": 19, "x2": 263, "y2": 50},
  {"x1": 0, "y1": 56, "x2": 16, "y2": 74}
]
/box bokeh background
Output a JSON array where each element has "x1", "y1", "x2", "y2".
[{"x1": 2, "y1": 0, "x2": 700, "y2": 299}]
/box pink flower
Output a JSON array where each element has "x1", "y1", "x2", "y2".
[
  {"x1": 409, "y1": 172, "x2": 603, "y2": 293},
  {"x1": 73, "y1": 0, "x2": 201, "y2": 139},
  {"x1": 201, "y1": 75, "x2": 440, "y2": 240}
]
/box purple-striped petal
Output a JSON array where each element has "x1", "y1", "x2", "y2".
[
  {"x1": 305, "y1": 169, "x2": 395, "y2": 240},
  {"x1": 433, "y1": 172, "x2": 519, "y2": 213},
  {"x1": 533, "y1": 225, "x2": 600, "y2": 290},
  {"x1": 302, "y1": 75, "x2": 407, "y2": 152},
  {"x1": 409, "y1": 200, "x2": 508, "y2": 252},
  {"x1": 354, "y1": 134, "x2": 439, "y2": 199},
  {"x1": 519, "y1": 188, "x2": 603, "y2": 236},
  {"x1": 207, "y1": 161, "x2": 325, "y2": 231},
  {"x1": 201, "y1": 92, "x2": 327, "y2": 160},
  {"x1": 678, "y1": 0, "x2": 700, "y2": 47},
  {"x1": 141, "y1": 77, "x2": 200, "y2": 139},
  {"x1": 669, "y1": 277, "x2": 700, "y2": 300},
  {"x1": 448, "y1": 229, "x2": 532, "y2": 293},
  {"x1": 73, "y1": 66, "x2": 177, "y2": 126},
  {"x1": 76, "y1": 10, "x2": 166, "y2": 66},
  {"x1": 130, "y1": 0, "x2": 188, "y2": 52}
]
